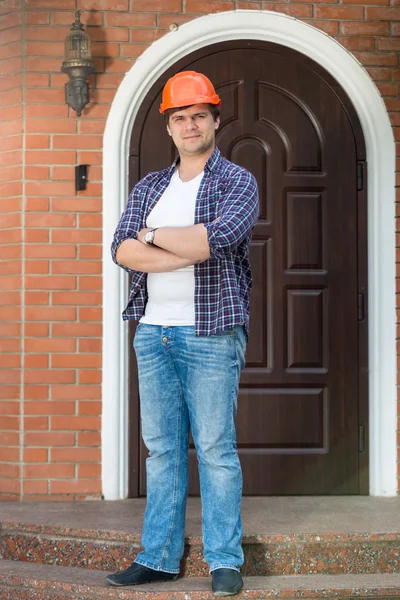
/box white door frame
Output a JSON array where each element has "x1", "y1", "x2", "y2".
[{"x1": 102, "y1": 10, "x2": 397, "y2": 499}]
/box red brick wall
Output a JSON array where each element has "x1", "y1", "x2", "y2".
[
  {"x1": 0, "y1": 0, "x2": 23, "y2": 500},
  {"x1": 0, "y1": 0, "x2": 399, "y2": 499}
]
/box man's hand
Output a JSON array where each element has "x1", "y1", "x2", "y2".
[{"x1": 137, "y1": 228, "x2": 152, "y2": 244}]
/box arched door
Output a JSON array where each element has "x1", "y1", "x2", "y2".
[{"x1": 128, "y1": 40, "x2": 368, "y2": 496}]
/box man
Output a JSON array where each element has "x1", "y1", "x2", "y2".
[{"x1": 107, "y1": 71, "x2": 259, "y2": 596}]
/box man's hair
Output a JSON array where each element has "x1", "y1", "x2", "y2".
[{"x1": 164, "y1": 103, "x2": 220, "y2": 125}]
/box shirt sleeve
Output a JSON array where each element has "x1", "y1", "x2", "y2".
[
  {"x1": 204, "y1": 169, "x2": 259, "y2": 259},
  {"x1": 110, "y1": 182, "x2": 143, "y2": 273}
]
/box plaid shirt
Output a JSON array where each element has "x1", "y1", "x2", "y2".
[{"x1": 111, "y1": 147, "x2": 259, "y2": 336}]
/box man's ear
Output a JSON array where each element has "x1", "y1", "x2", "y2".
[
  {"x1": 166, "y1": 123, "x2": 172, "y2": 137},
  {"x1": 215, "y1": 116, "x2": 220, "y2": 130}
]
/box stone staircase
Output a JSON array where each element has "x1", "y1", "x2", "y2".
[{"x1": 1, "y1": 496, "x2": 400, "y2": 598}]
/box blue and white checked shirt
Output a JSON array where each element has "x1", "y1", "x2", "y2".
[{"x1": 111, "y1": 147, "x2": 259, "y2": 336}]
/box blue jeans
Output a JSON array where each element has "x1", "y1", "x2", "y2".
[{"x1": 133, "y1": 324, "x2": 246, "y2": 574}]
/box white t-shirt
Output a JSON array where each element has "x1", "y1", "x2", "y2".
[{"x1": 139, "y1": 168, "x2": 204, "y2": 326}]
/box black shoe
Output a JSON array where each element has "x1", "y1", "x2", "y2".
[
  {"x1": 211, "y1": 568, "x2": 243, "y2": 596},
  {"x1": 106, "y1": 562, "x2": 179, "y2": 587}
]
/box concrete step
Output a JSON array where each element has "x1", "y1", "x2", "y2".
[
  {"x1": 1, "y1": 497, "x2": 400, "y2": 577},
  {"x1": 1, "y1": 560, "x2": 400, "y2": 599}
]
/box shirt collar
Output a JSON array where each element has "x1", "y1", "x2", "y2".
[{"x1": 167, "y1": 146, "x2": 222, "y2": 178}]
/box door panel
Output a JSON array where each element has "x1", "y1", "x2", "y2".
[{"x1": 128, "y1": 41, "x2": 368, "y2": 496}]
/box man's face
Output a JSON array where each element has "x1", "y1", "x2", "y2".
[{"x1": 166, "y1": 103, "x2": 219, "y2": 158}]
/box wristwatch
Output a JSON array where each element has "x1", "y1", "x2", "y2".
[{"x1": 144, "y1": 228, "x2": 158, "y2": 246}]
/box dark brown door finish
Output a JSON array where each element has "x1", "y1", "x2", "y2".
[{"x1": 128, "y1": 41, "x2": 368, "y2": 496}]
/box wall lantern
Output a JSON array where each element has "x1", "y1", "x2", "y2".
[{"x1": 61, "y1": 10, "x2": 95, "y2": 117}]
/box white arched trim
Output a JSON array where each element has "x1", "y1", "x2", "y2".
[{"x1": 102, "y1": 10, "x2": 396, "y2": 499}]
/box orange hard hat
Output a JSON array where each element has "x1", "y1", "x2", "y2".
[{"x1": 159, "y1": 71, "x2": 221, "y2": 114}]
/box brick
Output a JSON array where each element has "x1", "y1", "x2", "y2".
[
  {"x1": 24, "y1": 431, "x2": 75, "y2": 447},
  {"x1": 261, "y1": 2, "x2": 312, "y2": 15},
  {"x1": 78, "y1": 431, "x2": 101, "y2": 446},
  {"x1": 0, "y1": 339, "x2": 20, "y2": 353},
  {"x1": 79, "y1": 370, "x2": 102, "y2": 384},
  {"x1": 0, "y1": 42, "x2": 22, "y2": 61},
  {"x1": 50, "y1": 479, "x2": 101, "y2": 494},
  {"x1": 376, "y1": 82, "x2": 398, "y2": 96},
  {"x1": 78, "y1": 401, "x2": 101, "y2": 416},
  {"x1": 103, "y1": 59, "x2": 133, "y2": 74},
  {"x1": 77, "y1": 338, "x2": 102, "y2": 353},
  {"x1": 0, "y1": 58, "x2": 22, "y2": 77},
  {"x1": 81, "y1": 0, "x2": 128, "y2": 8},
  {"x1": 26, "y1": 105, "x2": 69, "y2": 119},
  {"x1": 24, "y1": 448, "x2": 48, "y2": 462},
  {"x1": 315, "y1": 5, "x2": 364, "y2": 18},
  {"x1": 25, "y1": 26, "x2": 68, "y2": 41},
  {"x1": 26, "y1": 181, "x2": 75, "y2": 197},
  {"x1": 365, "y1": 67, "x2": 391, "y2": 80},
  {"x1": 79, "y1": 307, "x2": 102, "y2": 321},
  {"x1": 51, "y1": 166, "x2": 73, "y2": 181},
  {"x1": 377, "y1": 39, "x2": 400, "y2": 50},
  {"x1": 158, "y1": 13, "x2": 194, "y2": 26},
  {"x1": 51, "y1": 415, "x2": 100, "y2": 430},
  {"x1": 26, "y1": 275, "x2": 76, "y2": 290},
  {"x1": 385, "y1": 98, "x2": 400, "y2": 110},
  {"x1": 1, "y1": 355, "x2": 21, "y2": 368},
  {"x1": 25, "y1": 73, "x2": 50, "y2": 87},
  {"x1": 25, "y1": 260, "x2": 49, "y2": 274},
  {"x1": 0, "y1": 150, "x2": 22, "y2": 168},
  {"x1": 26, "y1": 119, "x2": 76, "y2": 133},
  {"x1": 186, "y1": 0, "x2": 233, "y2": 10},
  {"x1": 23, "y1": 322, "x2": 50, "y2": 337},
  {"x1": 79, "y1": 275, "x2": 102, "y2": 289},
  {"x1": 23, "y1": 383, "x2": 49, "y2": 398},
  {"x1": 78, "y1": 121, "x2": 106, "y2": 135},
  {"x1": 52, "y1": 323, "x2": 102, "y2": 337},
  {"x1": 25, "y1": 57, "x2": 64, "y2": 72},
  {"x1": 51, "y1": 260, "x2": 102, "y2": 275},
  {"x1": 353, "y1": 51, "x2": 398, "y2": 66},
  {"x1": 25, "y1": 401, "x2": 75, "y2": 415},
  {"x1": 26, "y1": 0, "x2": 76, "y2": 8},
  {"x1": 23, "y1": 480, "x2": 48, "y2": 495},
  {"x1": 0, "y1": 136, "x2": 22, "y2": 153},
  {"x1": 91, "y1": 41, "x2": 120, "y2": 58},
  {"x1": 0, "y1": 87, "x2": 22, "y2": 106},
  {"x1": 23, "y1": 416, "x2": 49, "y2": 430},
  {"x1": 390, "y1": 113, "x2": 400, "y2": 126},
  {"x1": 0, "y1": 463, "x2": 20, "y2": 478},
  {"x1": 79, "y1": 214, "x2": 102, "y2": 228},
  {"x1": 25, "y1": 135, "x2": 50, "y2": 150},
  {"x1": 89, "y1": 88, "x2": 116, "y2": 104},
  {"x1": 78, "y1": 463, "x2": 101, "y2": 478},
  {"x1": 0, "y1": 371, "x2": 20, "y2": 385},
  {"x1": 78, "y1": 152, "x2": 102, "y2": 166},
  {"x1": 52, "y1": 198, "x2": 102, "y2": 212},
  {"x1": 0, "y1": 119, "x2": 23, "y2": 137},
  {"x1": 52, "y1": 354, "x2": 101, "y2": 368},
  {"x1": 25, "y1": 354, "x2": 49, "y2": 368},
  {"x1": 0, "y1": 416, "x2": 19, "y2": 430},
  {"x1": 52, "y1": 291, "x2": 101, "y2": 306},
  {"x1": 367, "y1": 6, "x2": 400, "y2": 18},
  {"x1": 105, "y1": 12, "x2": 156, "y2": 26},
  {"x1": 392, "y1": 23, "x2": 400, "y2": 35},
  {"x1": 0, "y1": 478, "x2": 20, "y2": 494},
  {"x1": 1, "y1": 229, "x2": 22, "y2": 244},
  {"x1": 24, "y1": 463, "x2": 75, "y2": 479},
  {"x1": 26, "y1": 338, "x2": 76, "y2": 353},
  {"x1": 0, "y1": 246, "x2": 20, "y2": 261},
  {"x1": 25, "y1": 244, "x2": 76, "y2": 259},
  {"x1": 79, "y1": 246, "x2": 103, "y2": 259},
  {"x1": 26, "y1": 11, "x2": 50, "y2": 25},
  {"x1": 53, "y1": 136, "x2": 103, "y2": 150},
  {"x1": 24, "y1": 291, "x2": 49, "y2": 305},
  {"x1": 26, "y1": 42, "x2": 64, "y2": 58},
  {"x1": 0, "y1": 401, "x2": 20, "y2": 414},
  {"x1": 0, "y1": 431, "x2": 19, "y2": 443},
  {"x1": 52, "y1": 11, "x2": 103, "y2": 26},
  {"x1": 0, "y1": 27, "x2": 22, "y2": 46},
  {"x1": 25, "y1": 198, "x2": 49, "y2": 212},
  {"x1": 26, "y1": 150, "x2": 76, "y2": 165},
  {"x1": 25, "y1": 213, "x2": 76, "y2": 227},
  {"x1": 24, "y1": 166, "x2": 50, "y2": 181},
  {"x1": 0, "y1": 323, "x2": 20, "y2": 335},
  {"x1": 120, "y1": 44, "x2": 149, "y2": 58},
  {"x1": 0, "y1": 260, "x2": 21, "y2": 275},
  {"x1": 25, "y1": 306, "x2": 76, "y2": 321},
  {"x1": 94, "y1": 73, "x2": 124, "y2": 89},
  {"x1": 52, "y1": 385, "x2": 101, "y2": 400},
  {"x1": 0, "y1": 73, "x2": 21, "y2": 92},
  {"x1": 51, "y1": 447, "x2": 100, "y2": 462},
  {"x1": 0, "y1": 448, "x2": 19, "y2": 461},
  {"x1": 0, "y1": 12, "x2": 21, "y2": 30}
]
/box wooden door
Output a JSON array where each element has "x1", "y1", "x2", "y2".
[{"x1": 128, "y1": 41, "x2": 368, "y2": 496}]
